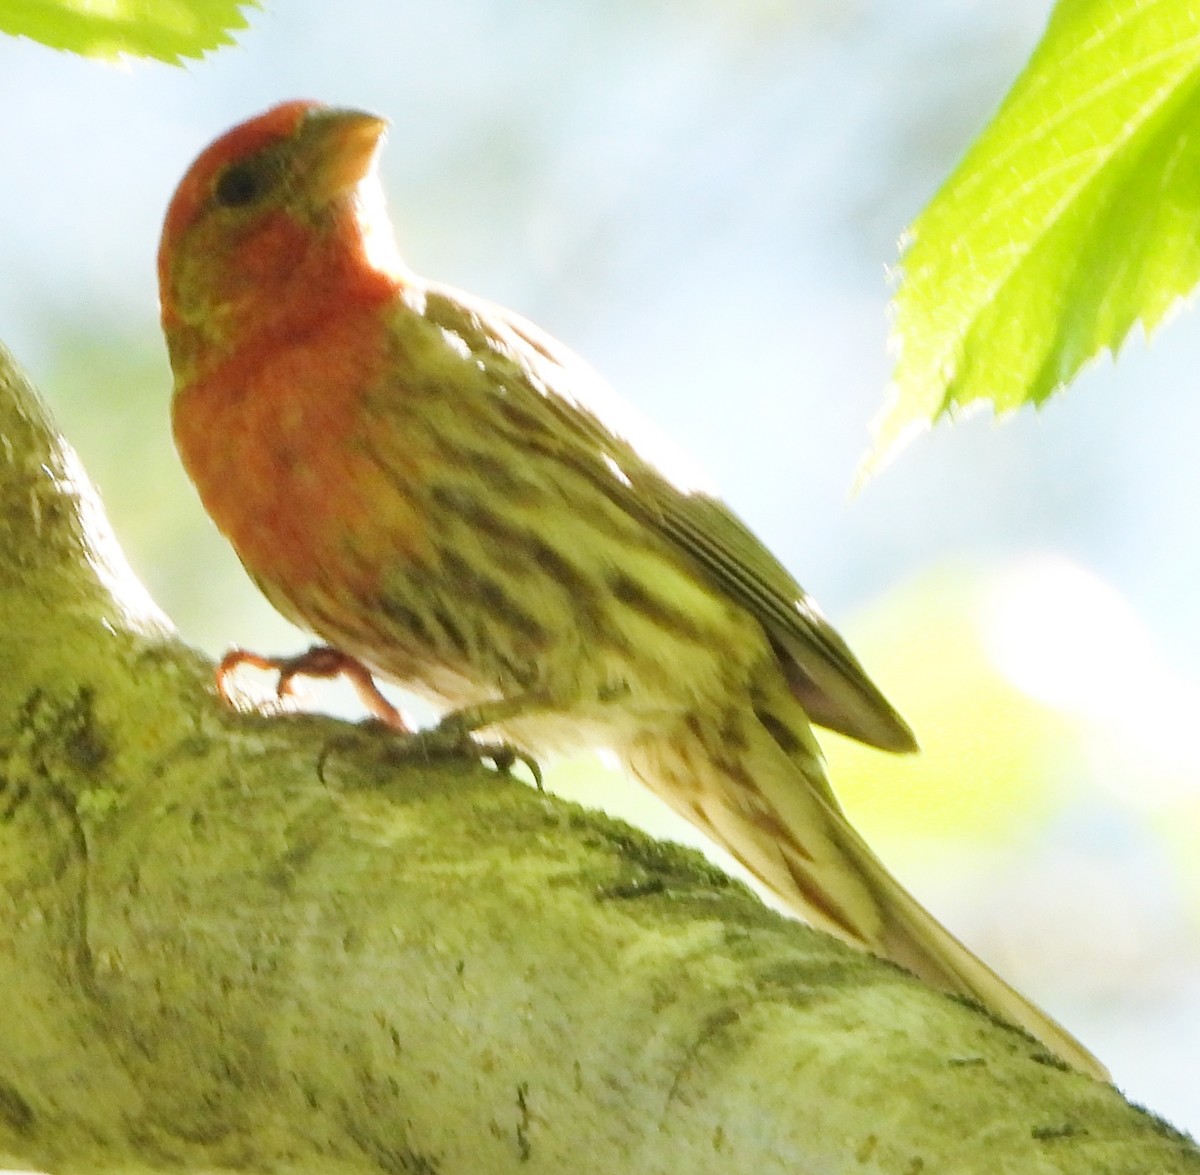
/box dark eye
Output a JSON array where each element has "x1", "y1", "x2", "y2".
[{"x1": 214, "y1": 162, "x2": 266, "y2": 208}]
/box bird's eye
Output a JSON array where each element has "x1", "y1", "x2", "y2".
[{"x1": 214, "y1": 162, "x2": 265, "y2": 208}]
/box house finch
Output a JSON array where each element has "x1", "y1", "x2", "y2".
[{"x1": 159, "y1": 100, "x2": 1104, "y2": 1079}]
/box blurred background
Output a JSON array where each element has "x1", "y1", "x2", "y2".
[{"x1": 2, "y1": 0, "x2": 1198, "y2": 1124}]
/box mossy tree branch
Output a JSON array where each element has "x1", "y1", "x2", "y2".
[{"x1": 0, "y1": 346, "x2": 1194, "y2": 1174}]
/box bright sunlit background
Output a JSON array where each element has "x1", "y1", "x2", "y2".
[{"x1": 2, "y1": 0, "x2": 1198, "y2": 1128}]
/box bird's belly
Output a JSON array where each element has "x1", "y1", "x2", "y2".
[{"x1": 321, "y1": 474, "x2": 772, "y2": 757}]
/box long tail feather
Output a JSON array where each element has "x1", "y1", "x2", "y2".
[{"x1": 623, "y1": 707, "x2": 1108, "y2": 1081}]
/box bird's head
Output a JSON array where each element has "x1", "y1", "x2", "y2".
[{"x1": 158, "y1": 101, "x2": 401, "y2": 382}]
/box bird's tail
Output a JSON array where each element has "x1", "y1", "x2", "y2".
[{"x1": 622, "y1": 701, "x2": 1108, "y2": 1081}]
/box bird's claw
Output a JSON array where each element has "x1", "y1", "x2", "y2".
[{"x1": 403, "y1": 715, "x2": 543, "y2": 789}]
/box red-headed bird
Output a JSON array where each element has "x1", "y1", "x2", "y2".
[{"x1": 159, "y1": 101, "x2": 1104, "y2": 1079}]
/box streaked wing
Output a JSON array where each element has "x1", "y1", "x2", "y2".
[
  {"x1": 420, "y1": 284, "x2": 916, "y2": 754},
  {"x1": 642, "y1": 492, "x2": 915, "y2": 752}
]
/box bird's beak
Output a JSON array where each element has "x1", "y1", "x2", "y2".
[{"x1": 298, "y1": 107, "x2": 389, "y2": 204}]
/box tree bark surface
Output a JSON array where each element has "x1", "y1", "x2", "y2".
[{"x1": 0, "y1": 348, "x2": 1194, "y2": 1174}]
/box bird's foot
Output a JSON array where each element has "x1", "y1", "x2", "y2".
[
  {"x1": 218, "y1": 647, "x2": 543, "y2": 786},
  {"x1": 314, "y1": 704, "x2": 543, "y2": 788},
  {"x1": 217, "y1": 644, "x2": 410, "y2": 731},
  {"x1": 404, "y1": 708, "x2": 543, "y2": 789}
]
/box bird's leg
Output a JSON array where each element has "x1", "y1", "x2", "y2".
[
  {"x1": 217, "y1": 644, "x2": 410, "y2": 731},
  {"x1": 435, "y1": 694, "x2": 551, "y2": 738}
]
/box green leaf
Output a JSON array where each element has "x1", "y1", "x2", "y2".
[
  {"x1": 864, "y1": 0, "x2": 1200, "y2": 478},
  {"x1": 0, "y1": 0, "x2": 256, "y2": 63}
]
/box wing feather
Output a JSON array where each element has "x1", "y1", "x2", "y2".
[{"x1": 419, "y1": 284, "x2": 916, "y2": 753}]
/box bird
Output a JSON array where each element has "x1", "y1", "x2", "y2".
[{"x1": 158, "y1": 99, "x2": 1105, "y2": 1079}]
